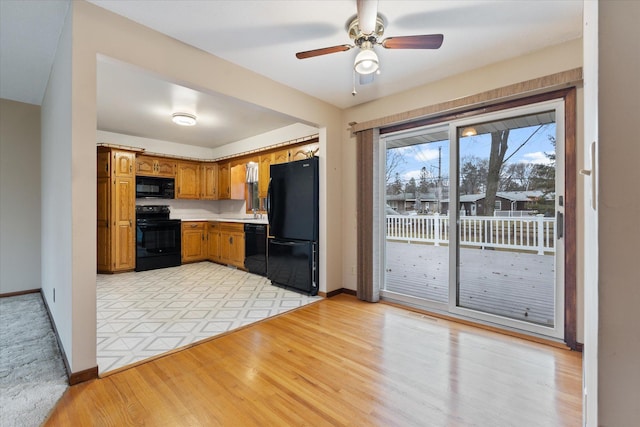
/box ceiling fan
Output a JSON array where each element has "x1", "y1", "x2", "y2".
[{"x1": 295, "y1": 0, "x2": 444, "y2": 87}]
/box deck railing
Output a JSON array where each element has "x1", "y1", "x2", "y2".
[{"x1": 386, "y1": 214, "x2": 555, "y2": 255}]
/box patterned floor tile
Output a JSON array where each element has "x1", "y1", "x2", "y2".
[{"x1": 97, "y1": 262, "x2": 321, "y2": 375}]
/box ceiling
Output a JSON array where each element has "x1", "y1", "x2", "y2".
[{"x1": 0, "y1": 0, "x2": 583, "y2": 149}]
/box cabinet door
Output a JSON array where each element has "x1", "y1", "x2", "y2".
[
  {"x1": 182, "y1": 223, "x2": 206, "y2": 262},
  {"x1": 113, "y1": 176, "x2": 135, "y2": 271},
  {"x1": 201, "y1": 163, "x2": 219, "y2": 200},
  {"x1": 230, "y1": 163, "x2": 246, "y2": 200},
  {"x1": 114, "y1": 151, "x2": 135, "y2": 177},
  {"x1": 290, "y1": 142, "x2": 319, "y2": 161},
  {"x1": 97, "y1": 176, "x2": 110, "y2": 272},
  {"x1": 208, "y1": 224, "x2": 220, "y2": 262},
  {"x1": 273, "y1": 149, "x2": 290, "y2": 165},
  {"x1": 97, "y1": 151, "x2": 110, "y2": 178},
  {"x1": 155, "y1": 158, "x2": 175, "y2": 177},
  {"x1": 136, "y1": 155, "x2": 156, "y2": 176},
  {"x1": 258, "y1": 154, "x2": 272, "y2": 199},
  {"x1": 230, "y1": 231, "x2": 245, "y2": 268},
  {"x1": 176, "y1": 162, "x2": 200, "y2": 199},
  {"x1": 218, "y1": 162, "x2": 231, "y2": 199},
  {"x1": 219, "y1": 231, "x2": 232, "y2": 264}
]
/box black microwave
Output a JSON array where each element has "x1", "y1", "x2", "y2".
[{"x1": 136, "y1": 176, "x2": 175, "y2": 199}]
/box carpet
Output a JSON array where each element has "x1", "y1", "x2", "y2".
[{"x1": 0, "y1": 293, "x2": 68, "y2": 427}]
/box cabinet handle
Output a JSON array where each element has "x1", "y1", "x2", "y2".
[
  {"x1": 105, "y1": 163, "x2": 109, "y2": 173},
  {"x1": 229, "y1": 237, "x2": 233, "y2": 244},
  {"x1": 129, "y1": 165, "x2": 132, "y2": 173},
  {"x1": 129, "y1": 219, "x2": 132, "y2": 227}
]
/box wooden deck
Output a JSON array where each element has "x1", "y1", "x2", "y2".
[{"x1": 385, "y1": 241, "x2": 555, "y2": 326}]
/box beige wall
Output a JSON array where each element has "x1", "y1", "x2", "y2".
[
  {"x1": 596, "y1": 1, "x2": 640, "y2": 425},
  {"x1": 42, "y1": 0, "x2": 344, "y2": 374},
  {"x1": 0, "y1": 99, "x2": 41, "y2": 294},
  {"x1": 341, "y1": 39, "x2": 585, "y2": 341}
]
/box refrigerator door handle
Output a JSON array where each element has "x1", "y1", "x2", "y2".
[
  {"x1": 270, "y1": 240, "x2": 299, "y2": 246},
  {"x1": 266, "y1": 177, "x2": 273, "y2": 226}
]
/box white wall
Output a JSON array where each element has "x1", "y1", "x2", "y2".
[
  {"x1": 582, "y1": 1, "x2": 598, "y2": 424},
  {"x1": 40, "y1": 4, "x2": 75, "y2": 365},
  {"x1": 97, "y1": 130, "x2": 216, "y2": 159},
  {"x1": 341, "y1": 39, "x2": 585, "y2": 342},
  {"x1": 597, "y1": 1, "x2": 640, "y2": 425},
  {"x1": 0, "y1": 99, "x2": 41, "y2": 294},
  {"x1": 209, "y1": 123, "x2": 319, "y2": 159}
]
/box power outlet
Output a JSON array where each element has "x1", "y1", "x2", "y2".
[{"x1": 351, "y1": 265, "x2": 356, "y2": 275}]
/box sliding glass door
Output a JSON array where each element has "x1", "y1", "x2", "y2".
[{"x1": 382, "y1": 100, "x2": 565, "y2": 339}]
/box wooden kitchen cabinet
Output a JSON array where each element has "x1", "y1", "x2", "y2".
[
  {"x1": 258, "y1": 154, "x2": 272, "y2": 199},
  {"x1": 200, "y1": 162, "x2": 219, "y2": 200},
  {"x1": 97, "y1": 147, "x2": 136, "y2": 273},
  {"x1": 182, "y1": 222, "x2": 207, "y2": 263},
  {"x1": 290, "y1": 142, "x2": 319, "y2": 161},
  {"x1": 230, "y1": 163, "x2": 246, "y2": 200},
  {"x1": 218, "y1": 162, "x2": 245, "y2": 200},
  {"x1": 176, "y1": 161, "x2": 200, "y2": 199},
  {"x1": 273, "y1": 148, "x2": 290, "y2": 165},
  {"x1": 218, "y1": 223, "x2": 245, "y2": 269},
  {"x1": 218, "y1": 162, "x2": 231, "y2": 199},
  {"x1": 136, "y1": 155, "x2": 175, "y2": 177},
  {"x1": 207, "y1": 222, "x2": 221, "y2": 263}
]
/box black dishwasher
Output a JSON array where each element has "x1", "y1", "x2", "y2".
[{"x1": 244, "y1": 224, "x2": 267, "y2": 276}]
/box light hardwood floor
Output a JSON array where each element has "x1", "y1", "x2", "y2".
[{"x1": 45, "y1": 294, "x2": 582, "y2": 426}]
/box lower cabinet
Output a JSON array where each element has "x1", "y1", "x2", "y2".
[
  {"x1": 181, "y1": 222, "x2": 207, "y2": 263},
  {"x1": 207, "y1": 222, "x2": 221, "y2": 263},
  {"x1": 208, "y1": 222, "x2": 245, "y2": 269},
  {"x1": 183, "y1": 221, "x2": 246, "y2": 269}
]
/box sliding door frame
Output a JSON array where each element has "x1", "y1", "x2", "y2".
[{"x1": 373, "y1": 87, "x2": 577, "y2": 348}]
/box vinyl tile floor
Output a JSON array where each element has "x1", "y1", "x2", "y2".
[{"x1": 97, "y1": 262, "x2": 321, "y2": 375}]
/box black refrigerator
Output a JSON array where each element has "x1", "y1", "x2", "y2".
[{"x1": 267, "y1": 157, "x2": 319, "y2": 295}]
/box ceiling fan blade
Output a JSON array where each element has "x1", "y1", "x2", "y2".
[
  {"x1": 357, "y1": 0, "x2": 379, "y2": 35},
  {"x1": 359, "y1": 72, "x2": 375, "y2": 85},
  {"x1": 381, "y1": 34, "x2": 444, "y2": 50},
  {"x1": 295, "y1": 44, "x2": 353, "y2": 59}
]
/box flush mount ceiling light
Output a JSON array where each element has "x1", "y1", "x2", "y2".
[
  {"x1": 354, "y1": 42, "x2": 379, "y2": 75},
  {"x1": 461, "y1": 127, "x2": 478, "y2": 137},
  {"x1": 172, "y1": 112, "x2": 197, "y2": 126}
]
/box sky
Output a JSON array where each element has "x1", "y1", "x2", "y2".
[{"x1": 388, "y1": 123, "x2": 556, "y2": 185}]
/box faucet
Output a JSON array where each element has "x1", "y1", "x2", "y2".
[{"x1": 252, "y1": 208, "x2": 262, "y2": 219}]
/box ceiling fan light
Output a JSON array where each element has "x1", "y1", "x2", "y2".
[
  {"x1": 172, "y1": 112, "x2": 197, "y2": 126},
  {"x1": 354, "y1": 48, "x2": 379, "y2": 75}
]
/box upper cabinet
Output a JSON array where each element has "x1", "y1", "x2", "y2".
[
  {"x1": 136, "y1": 155, "x2": 175, "y2": 177},
  {"x1": 114, "y1": 151, "x2": 135, "y2": 177},
  {"x1": 273, "y1": 148, "x2": 290, "y2": 165},
  {"x1": 218, "y1": 162, "x2": 231, "y2": 199},
  {"x1": 290, "y1": 142, "x2": 319, "y2": 162},
  {"x1": 258, "y1": 154, "x2": 273, "y2": 199},
  {"x1": 176, "y1": 161, "x2": 200, "y2": 199},
  {"x1": 201, "y1": 163, "x2": 219, "y2": 200},
  {"x1": 218, "y1": 162, "x2": 245, "y2": 200}
]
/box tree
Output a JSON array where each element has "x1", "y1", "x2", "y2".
[
  {"x1": 528, "y1": 135, "x2": 556, "y2": 215},
  {"x1": 387, "y1": 172, "x2": 404, "y2": 195},
  {"x1": 405, "y1": 177, "x2": 417, "y2": 194},
  {"x1": 418, "y1": 166, "x2": 430, "y2": 194},
  {"x1": 460, "y1": 156, "x2": 488, "y2": 194},
  {"x1": 484, "y1": 130, "x2": 509, "y2": 215},
  {"x1": 501, "y1": 162, "x2": 534, "y2": 191},
  {"x1": 386, "y1": 149, "x2": 406, "y2": 185}
]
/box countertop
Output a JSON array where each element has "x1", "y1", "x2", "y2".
[{"x1": 179, "y1": 218, "x2": 268, "y2": 225}]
